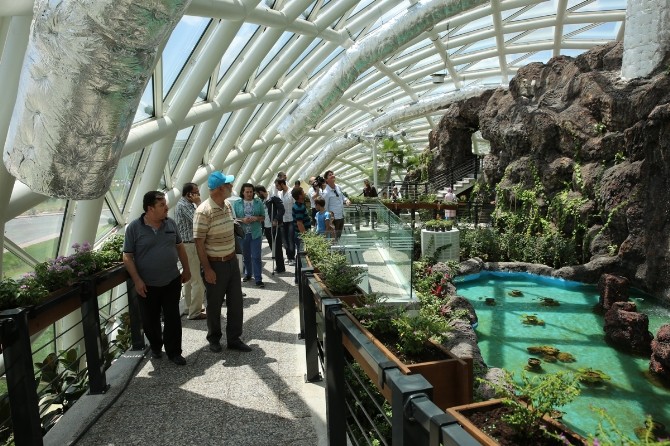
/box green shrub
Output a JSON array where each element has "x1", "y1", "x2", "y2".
[
  {"x1": 392, "y1": 312, "x2": 450, "y2": 355},
  {"x1": 317, "y1": 252, "x2": 365, "y2": 295},
  {"x1": 345, "y1": 293, "x2": 402, "y2": 335},
  {"x1": 487, "y1": 371, "x2": 581, "y2": 440}
]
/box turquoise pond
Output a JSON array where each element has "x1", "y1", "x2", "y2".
[{"x1": 454, "y1": 271, "x2": 670, "y2": 439}]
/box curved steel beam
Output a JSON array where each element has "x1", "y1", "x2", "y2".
[
  {"x1": 299, "y1": 84, "x2": 502, "y2": 180},
  {"x1": 276, "y1": 0, "x2": 490, "y2": 143}
]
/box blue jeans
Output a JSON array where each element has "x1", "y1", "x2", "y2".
[
  {"x1": 242, "y1": 233, "x2": 263, "y2": 282},
  {"x1": 281, "y1": 221, "x2": 295, "y2": 261}
]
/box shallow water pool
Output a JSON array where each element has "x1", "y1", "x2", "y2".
[{"x1": 455, "y1": 271, "x2": 670, "y2": 439}]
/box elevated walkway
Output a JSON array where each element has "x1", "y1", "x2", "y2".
[{"x1": 44, "y1": 245, "x2": 328, "y2": 446}]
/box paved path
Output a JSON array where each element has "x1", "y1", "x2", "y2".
[{"x1": 46, "y1": 246, "x2": 327, "y2": 446}]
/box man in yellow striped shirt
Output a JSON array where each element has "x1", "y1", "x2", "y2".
[{"x1": 194, "y1": 171, "x2": 252, "y2": 353}]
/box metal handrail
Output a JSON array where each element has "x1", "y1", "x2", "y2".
[
  {"x1": 375, "y1": 156, "x2": 481, "y2": 201},
  {"x1": 0, "y1": 266, "x2": 142, "y2": 446},
  {"x1": 298, "y1": 257, "x2": 480, "y2": 446}
]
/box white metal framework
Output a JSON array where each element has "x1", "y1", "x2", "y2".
[{"x1": 1, "y1": 0, "x2": 626, "y2": 277}]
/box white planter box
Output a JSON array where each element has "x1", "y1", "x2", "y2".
[{"x1": 421, "y1": 228, "x2": 460, "y2": 262}]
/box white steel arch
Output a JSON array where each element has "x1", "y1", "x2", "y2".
[{"x1": 1, "y1": 0, "x2": 630, "y2": 279}]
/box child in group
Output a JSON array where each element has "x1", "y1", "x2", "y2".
[{"x1": 314, "y1": 197, "x2": 335, "y2": 239}]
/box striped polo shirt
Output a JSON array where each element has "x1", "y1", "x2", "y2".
[{"x1": 193, "y1": 197, "x2": 235, "y2": 258}]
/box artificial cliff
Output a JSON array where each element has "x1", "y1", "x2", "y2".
[{"x1": 425, "y1": 42, "x2": 670, "y2": 302}]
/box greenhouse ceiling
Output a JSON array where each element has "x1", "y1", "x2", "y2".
[{"x1": 0, "y1": 0, "x2": 625, "y2": 264}]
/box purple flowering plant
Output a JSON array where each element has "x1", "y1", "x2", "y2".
[
  {"x1": 0, "y1": 235, "x2": 124, "y2": 310},
  {"x1": 34, "y1": 242, "x2": 98, "y2": 292}
]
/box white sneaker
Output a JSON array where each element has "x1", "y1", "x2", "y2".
[{"x1": 287, "y1": 260, "x2": 295, "y2": 266}]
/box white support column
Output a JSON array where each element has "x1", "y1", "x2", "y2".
[
  {"x1": 0, "y1": 16, "x2": 31, "y2": 277},
  {"x1": 126, "y1": 135, "x2": 178, "y2": 220},
  {"x1": 373, "y1": 138, "x2": 379, "y2": 190},
  {"x1": 622, "y1": 0, "x2": 670, "y2": 79},
  {"x1": 56, "y1": 198, "x2": 105, "y2": 362}
]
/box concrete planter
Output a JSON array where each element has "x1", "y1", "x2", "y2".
[{"x1": 421, "y1": 228, "x2": 460, "y2": 262}]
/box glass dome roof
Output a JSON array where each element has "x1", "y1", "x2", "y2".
[{"x1": 0, "y1": 0, "x2": 625, "y2": 277}]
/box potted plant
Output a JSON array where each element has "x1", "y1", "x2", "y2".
[
  {"x1": 447, "y1": 371, "x2": 585, "y2": 445},
  {"x1": 301, "y1": 231, "x2": 332, "y2": 271},
  {"x1": 424, "y1": 219, "x2": 442, "y2": 231},
  {"x1": 315, "y1": 252, "x2": 366, "y2": 298},
  {"x1": 343, "y1": 292, "x2": 473, "y2": 409},
  {"x1": 0, "y1": 235, "x2": 126, "y2": 334}
]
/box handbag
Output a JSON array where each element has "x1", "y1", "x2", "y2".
[{"x1": 234, "y1": 221, "x2": 244, "y2": 254}]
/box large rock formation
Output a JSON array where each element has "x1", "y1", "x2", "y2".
[
  {"x1": 603, "y1": 301, "x2": 653, "y2": 355},
  {"x1": 426, "y1": 42, "x2": 670, "y2": 304},
  {"x1": 598, "y1": 273, "x2": 630, "y2": 310},
  {"x1": 650, "y1": 324, "x2": 670, "y2": 383}
]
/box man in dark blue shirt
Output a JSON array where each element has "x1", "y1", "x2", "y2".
[{"x1": 123, "y1": 191, "x2": 191, "y2": 366}]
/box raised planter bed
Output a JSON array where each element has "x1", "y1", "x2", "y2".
[
  {"x1": 446, "y1": 399, "x2": 586, "y2": 446},
  {"x1": 342, "y1": 307, "x2": 473, "y2": 410}
]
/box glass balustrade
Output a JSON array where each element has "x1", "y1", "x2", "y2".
[{"x1": 338, "y1": 200, "x2": 414, "y2": 301}]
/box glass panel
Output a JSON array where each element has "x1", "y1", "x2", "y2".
[
  {"x1": 1, "y1": 250, "x2": 32, "y2": 279},
  {"x1": 218, "y1": 23, "x2": 260, "y2": 82},
  {"x1": 241, "y1": 105, "x2": 263, "y2": 134},
  {"x1": 394, "y1": 39, "x2": 432, "y2": 60},
  {"x1": 133, "y1": 77, "x2": 154, "y2": 123},
  {"x1": 302, "y1": 0, "x2": 317, "y2": 18},
  {"x1": 507, "y1": 2, "x2": 555, "y2": 21},
  {"x1": 349, "y1": 0, "x2": 375, "y2": 19},
  {"x1": 575, "y1": 0, "x2": 625, "y2": 12},
  {"x1": 501, "y1": 6, "x2": 526, "y2": 21},
  {"x1": 310, "y1": 47, "x2": 345, "y2": 78},
  {"x1": 512, "y1": 27, "x2": 555, "y2": 44},
  {"x1": 258, "y1": 31, "x2": 293, "y2": 75},
  {"x1": 196, "y1": 78, "x2": 210, "y2": 104},
  {"x1": 366, "y1": 3, "x2": 408, "y2": 35},
  {"x1": 162, "y1": 16, "x2": 210, "y2": 99},
  {"x1": 340, "y1": 200, "x2": 413, "y2": 301},
  {"x1": 460, "y1": 36, "x2": 497, "y2": 55},
  {"x1": 110, "y1": 150, "x2": 143, "y2": 212},
  {"x1": 4, "y1": 198, "x2": 67, "y2": 269},
  {"x1": 95, "y1": 200, "x2": 117, "y2": 243},
  {"x1": 208, "y1": 113, "x2": 232, "y2": 152},
  {"x1": 504, "y1": 31, "x2": 526, "y2": 43},
  {"x1": 566, "y1": 22, "x2": 619, "y2": 40},
  {"x1": 288, "y1": 38, "x2": 322, "y2": 74},
  {"x1": 453, "y1": 15, "x2": 493, "y2": 36},
  {"x1": 168, "y1": 126, "x2": 194, "y2": 174}
]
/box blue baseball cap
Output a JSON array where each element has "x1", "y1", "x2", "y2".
[{"x1": 208, "y1": 171, "x2": 235, "y2": 190}]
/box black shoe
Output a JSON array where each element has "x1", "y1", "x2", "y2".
[
  {"x1": 209, "y1": 343, "x2": 223, "y2": 353},
  {"x1": 256, "y1": 281, "x2": 265, "y2": 288},
  {"x1": 150, "y1": 349, "x2": 162, "y2": 359},
  {"x1": 275, "y1": 269, "x2": 286, "y2": 273},
  {"x1": 227, "y1": 340, "x2": 252, "y2": 352},
  {"x1": 242, "y1": 276, "x2": 252, "y2": 282},
  {"x1": 169, "y1": 355, "x2": 186, "y2": 365}
]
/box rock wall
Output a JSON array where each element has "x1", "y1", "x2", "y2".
[{"x1": 428, "y1": 42, "x2": 670, "y2": 303}]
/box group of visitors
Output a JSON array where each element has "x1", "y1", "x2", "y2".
[{"x1": 123, "y1": 167, "x2": 354, "y2": 366}]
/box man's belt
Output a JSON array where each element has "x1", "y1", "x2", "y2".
[{"x1": 207, "y1": 252, "x2": 236, "y2": 262}]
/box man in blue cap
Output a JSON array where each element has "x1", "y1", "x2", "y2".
[{"x1": 193, "y1": 171, "x2": 252, "y2": 353}]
